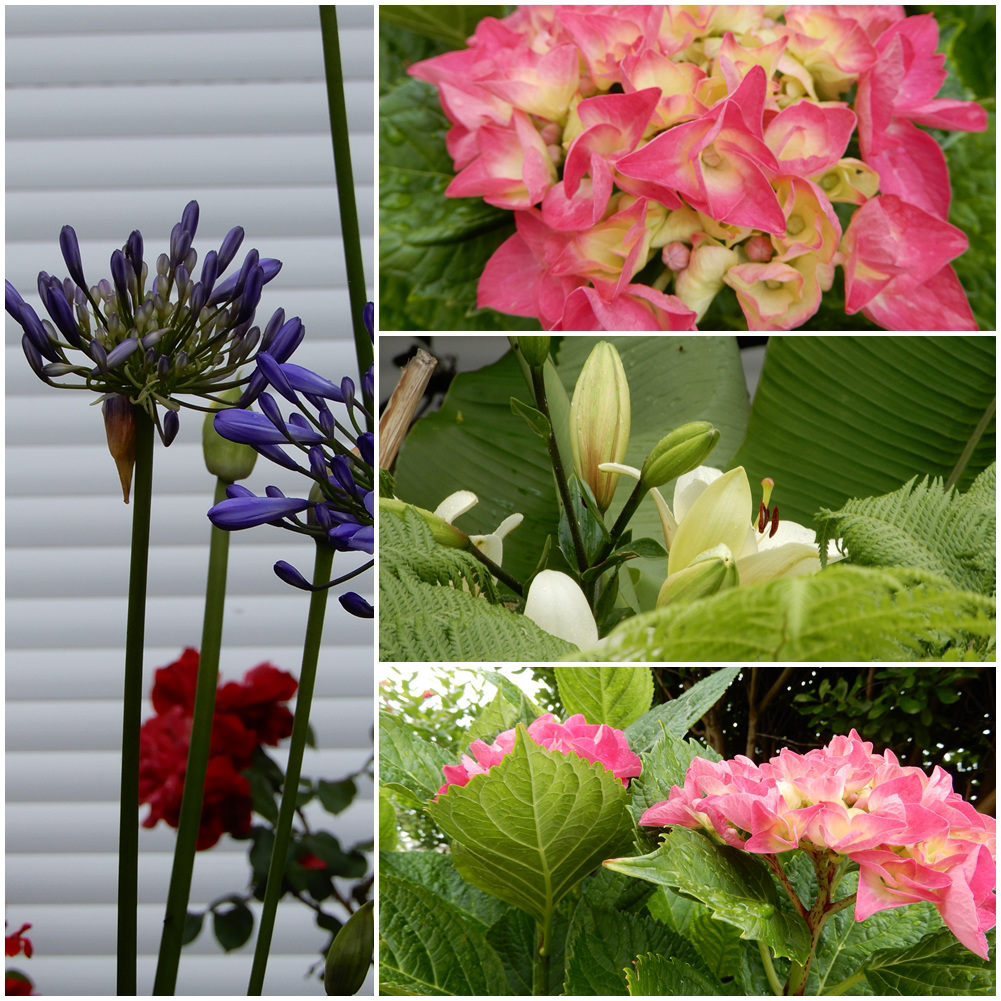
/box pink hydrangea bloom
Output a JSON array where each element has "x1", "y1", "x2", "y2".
[
  {"x1": 640, "y1": 729, "x2": 996, "y2": 959},
  {"x1": 438, "y1": 713, "x2": 642, "y2": 795}
]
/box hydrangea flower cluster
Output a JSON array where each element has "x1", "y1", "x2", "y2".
[
  {"x1": 207, "y1": 305, "x2": 374, "y2": 617},
  {"x1": 410, "y1": 5, "x2": 986, "y2": 330},
  {"x1": 5, "y1": 200, "x2": 294, "y2": 444},
  {"x1": 438, "y1": 713, "x2": 642, "y2": 795},
  {"x1": 139, "y1": 648, "x2": 298, "y2": 850},
  {"x1": 641, "y1": 729, "x2": 996, "y2": 959}
]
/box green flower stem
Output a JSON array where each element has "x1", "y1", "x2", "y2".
[
  {"x1": 319, "y1": 5, "x2": 372, "y2": 390},
  {"x1": 152, "y1": 477, "x2": 233, "y2": 995},
  {"x1": 465, "y1": 542, "x2": 524, "y2": 597},
  {"x1": 598, "y1": 479, "x2": 649, "y2": 563},
  {"x1": 117, "y1": 409, "x2": 155, "y2": 996},
  {"x1": 821, "y1": 970, "x2": 867, "y2": 996},
  {"x1": 531, "y1": 366, "x2": 588, "y2": 573},
  {"x1": 945, "y1": 393, "x2": 995, "y2": 490},
  {"x1": 248, "y1": 542, "x2": 334, "y2": 995},
  {"x1": 758, "y1": 941, "x2": 784, "y2": 996},
  {"x1": 531, "y1": 912, "x2": 553, "y2": 996}
]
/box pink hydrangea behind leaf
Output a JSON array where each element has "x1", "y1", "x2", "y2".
[
  {"x1": 556, "y1": 283, "x2": 697, "y2": 331},
  {"x1": 437, "y1": 713, "x2": 641, "y2": 795},
  {"x1": 639, "y1": 729, "x2": 996, "y2": 959}
]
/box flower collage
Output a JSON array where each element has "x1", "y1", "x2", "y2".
[{"x1": 4, "y1": 4, "x2": 996, "y2": 998}]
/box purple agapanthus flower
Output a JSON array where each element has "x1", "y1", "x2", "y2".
[
  {"x1": 5, "y1": 200, "x2": 294, "y2": 444},
  {"x1": 207, "y1": 304, "x2": 374, "y2": 615}
]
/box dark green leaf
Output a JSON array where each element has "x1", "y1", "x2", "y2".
[
  {"x1": 212, "y1": 901, "x2": 254, "y2": 952},
  {"x1": 510, "y1": 396, "x2": 551, "y2": 438},
  {"x1": 182, "y1": 910, "x2": 203, "y2": 946},
  {"x1": 317, "y1": 777, "x2": 358, "y2": 816}
]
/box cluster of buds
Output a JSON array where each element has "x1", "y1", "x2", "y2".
[
  {"x1": 641, "y1": 729, "x2": 996, "y2": 959},
  {"x1": 5, "y1": 201, "x2": 295, "y2": 450},
  {"x1": 410, "y1": 6, "x2": 986, "y2": 330}
]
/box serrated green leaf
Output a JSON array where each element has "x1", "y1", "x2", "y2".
[
  {"x1": 379, "y1": 710, "x2": 455, "y2": 804},
  {"x1": 629, "y1": 735, "x2": 722, "y2": 824},
  {"x1": 379, "y1": 787, "x2": 399, "y2": 852},
  {"x1": 380, "y1": 872, "x2": 511, "y2": 996},
  {"x1": 625, "y1": 668, "x2": 741, "y2": 751},
  {"x1": 627, "y1": 952, "x2": 736, "y2": 995},
  {"x1": 555, "y1": 666, "x2": 653, "y2": 729},
  {"x1": 863, "y1": 929, "x2": 996, "y2": 995},
  {"x1": 429, "y1": 727, "x2": 634, "y2": 926},
  {"x1": 605, "y1": 828, "x2": 812, "y2": 963},
  {"x1": 212, "y1": 901, "x2": 254, "y2": 952},
  {"x1": 584, "y1": 567, "x2": 995, "y2": 662}
]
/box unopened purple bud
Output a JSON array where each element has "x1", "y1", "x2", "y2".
[
  {"x1": 188, "y1": 283, "x2": 207, "y2": 317},
  {"x1": 42, "y1": 362, "x2": 77, "y2": 377},
  {"x1": 254, "y1": 442, "x2": 302, "y2": 471},
  {"x1": 156, "y1": 253, "x2": 169, "y2": 277},
  {"x1": 126, "y1": 230, "x2": 144, "y2": 272},
  {"x1": 339, "y1": 592, "x2": 374, "y2": 618},
  {"x1": 170, "y1": 223, "x2": 192, "y2": 268},
  {"x1": 309, "y1": 446, "x2": 329, "y2": 482},
  {"x1": 106, "y1": 338, "x2": 140, "y2": 369},
  {"x1": 238, "y1": 368, "x2": 269, "y2": 407},
  {"x1": 288, "y1": 413, "x2": 312, "y2": 434},
  {"x1": 208, "y1": 493, "x2": 309, "y2": 530},
  {"x1": 234, "y1": 265, "x2": 263, "y2": 325},
  {"x1": 317, "y1": 402, "x2": 335, "y2": 438},
  {"x1": 215, "y1": 407, "x2": 323, "y2": 445},
  {"x1": 258, "y1": 392, "x2": 288, "y2": 433},
  {"x1": 199, "y1": 250, "x2": 218, "y2": 293},
  {"x1": 161, "y1": 409, "x2": 180, "y2": 446},
  {"x1": 357, "y1": 432, "x2": 374, "y2": 467},
  {"x1": 280, "y1": 362, "x2": 342, "y2": 400},
  {"x1": 14, "y1": 297, "x2": 60, "y2": 361},
  {"x1": 110, "y1": 249, "x2": 130, "y2": 303},
  {"x1": 176, "y1": 351, "x2": 188, "y2": 369},
  {"x1": 5, "y1": 280, "x2": 26, "y2": 318},
  {"x1": 89, "y1": 339, "x2": 109, "y2": 373},
  {"x1": 314, "y1": 503, "x2": 333, "y2": 530},
  {"x1": 273, "y1": 560, "x2": 313, "y2": 590},
  {"x1": 226, "y1": 483, "x2": 255, "y2": 499},
  {"x1": 175, "y1": 264, "x2": 190, "y2": 291},
  {"x1": 217, "y1": 226, "x2": 244, "y2": 271},
  {"x1": 264, "y1": 484, "x2": 287, "y2": 499},
  {"x1": 144, "y1": 347, "x2": 156, "y2": 365},
  {"x1": 157, "y1": 354, "x2": 170, "y2": 379},
  {"x1": 330, "y1": 455, "x2": 355, "y2": 493},
  {"x1": 180, "y1": 200, "x2": 199, "y2": 240},
  {"x1": 258, "y1": 258, "x2": 282, "y2": 284},
  {"x1": 340, "y1": 377, "x2": 355, "y2": 408},
  {"x1": 362, "y1": 368, "x2": 374, "y2": 404},
  {"x1": 261, "y1": 308, "x2": 285, "y2": 349},
  {"x1": 256, "y1": 352, "x2": 297, "y2": 404},
  {"x1": 363, "y1": 301, "x2": 374, "y2": 339},
  {"x1": 142, "y1": 329, "x2": 165, "y2": 349},
  {"x1": 21, "y1": 333, "x2": 48, "y2": 380},
  {"x1": 59, "y1": 225, "x2": 87, "y2": 288},
  {"x1": 41, "y1": 283, "x2": 82, "y2": 347},
  {"x1": 268, "y1": 317, "x2": 304, "y2": 363}
]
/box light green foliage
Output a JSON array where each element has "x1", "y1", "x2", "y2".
[
  {"x1": 379, "y1": 712, "x2": 455, "y2": 808},
  {"x1": 379, "y1": 505, "x2": 574, "y2": 661},
  {"x1": 582, "y1": 566, "x2": 995, "y2": 662},
  {"x1": 607, "y1": 827, "x2": 813, "y2": 963},
  {"x1": 556, "y1": 666, "x2": 654, "y2": 730},
  {"x1": 816, "y1": 464, "x2": 996, "y2": 595},
  {"x1": 429, "y1": 729, "x2": 635, "y2": 926}
]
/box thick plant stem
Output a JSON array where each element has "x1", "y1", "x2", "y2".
[
  {"x1": 117, "y1": 411, "x2": 155, "y2": 996},
  {"x1": 532, "y1": 912, "x2": 553, "y2": 996},
  {"x1": 319, "y1": 5, "x2": 372, "y2": 385},
  {"x1": 248, "y1": 542, "x2": 334, "y2": 995},
  {"x1": 758, "y1": 941, "x2": 784, "y2": 996},
  {"x1": 152, "y1": 477, "x2": 233, "y2": 994}
]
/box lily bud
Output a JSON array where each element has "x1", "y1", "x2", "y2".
[
  {"x1": 380, "y1": 497, "x2": 470, "y2": 549},
  {"x1": 656, "y1": 543, "x2": 738, "y2": 607},
  {"x1": 203, "y1": 389, "x2": 258, "y2": 482},
  {"x1": 523, "y1": 569, "x2": 599, "y2": 649},
  {"x1": 518, "y1": 336, "x2": 551, "y2": 368},
  {"x1": 103, "y1": 395, "x2": 137, "y2": 503},
  {"x1": 570, "y1": 341, "x2": 630, "y2": 512},
  {"x1": 323, "y1": 900, "x2": 373, "y2": 997},
  {"x1": 641, "y1": 421, "x2": 720, "y2": 489}
]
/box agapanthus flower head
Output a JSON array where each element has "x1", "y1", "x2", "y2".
[
  {"x1": 207, "y1": 304, "x2": 375, "y2": 613},
  {"x1": 438, "y1": 713, "x2": 641, "y2": 796},
  {"x1": 139, "y1": 648, "x2": 299, "y2": 849},
  {"x1": 5, "y1": 201, "x2": 296, "y2": 444},
  {"x1": 641, "y1": 729, "x2": 996, "y2": 959}
]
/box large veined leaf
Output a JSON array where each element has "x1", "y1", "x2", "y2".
[
  {"x1": 627, "y1": 952, "x2": 737, "y2": 996},
  {"x1": 863, "y1": 930, "x2": 996, "y2": 996},
  {"x1": 428, "y1": 728, "x2": 635, "y2": 927},
  {"x1": 392, "y1": 337, "x2": 750, "y2": 594},
  {"x1": 815, "y1": 464, "x2": 996, "y2": 596},
  {"x1": 729, "y1": 337, "x2": 996, "y2": 528},
  {"x1": 629, "y1": 734, "x2": 724, "y2": 821},
  {"x1": 380, "y1": 872, "x2": 511, "y2": 995},
  {"x1": 379, "y1": 711, "x2": 455, "y2": 807},
  {"x1": 555, "y1": 666, "x2": 654, "y2": 730},
  {"x1": 580, "y1": 566, "x2": 995, "y2": 662},
  {"x1": 605, "y1": 827, "x2": 812, "y2": 963}
]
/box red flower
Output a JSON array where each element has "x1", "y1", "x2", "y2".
[
  {"x1": 5, "y1": 972, "x2": 34, "y2": 995},
  {"x1": 5, "y1": 924, "x2": 32, "y2": 959},
  {"x1": 217, "y1": 663, "x2": 298, "y2": 746}
]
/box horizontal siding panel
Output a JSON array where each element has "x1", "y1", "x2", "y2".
[{"x1": 5, "y1": 645, "x2": 373, "y2": 701}]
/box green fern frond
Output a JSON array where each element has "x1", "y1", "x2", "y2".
[
  {"x1": 579, "y1": 565, "x2": 995, "y2": 663},
  {"x1": 380, "y1": 504, "x2": 575, "y2": 662},
  {"x1": 815, "y1": 464, "x2": 996, "y2": 596}
]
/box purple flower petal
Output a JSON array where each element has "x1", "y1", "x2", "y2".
[
  {"x1": 340, "y1": 592, "x2": 373, "y2": 618},
  {"x1": 208, "y1": 494, "x2": 309, "y2": 530},
  {"x1": 214, "y1": 408, "x2": 323, "y2": 446}
]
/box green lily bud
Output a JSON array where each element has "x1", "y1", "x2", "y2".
[
  {"x1": 656, "y1": 543, "x2": 738, "y2": 607},
  {"x1": 380, "y1": 497, "x2": 470, "y2": 549},
  {"x1": 641, "y1": 421, "x2": 719, "y2": 489},
  {"x1": 570, "y1": 341, "x2": 630, "y2": 513},
  {"x1": 203, "y1": 389, "x2": 258, "y2": 483},
  {"x1": 323, "y1": 900, "x2": 373, "y2": 996},
  {"x1": 518, "y1": 336, "x2": 552, "y2": 368},
  {"x1": 103, "y1": 394, "x2": 137, "y2": 504}
]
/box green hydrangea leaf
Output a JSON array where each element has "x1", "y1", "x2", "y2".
[
  {"x1": 863, "y1": 929, "x2": 996, "y2": 996},
  {"x1": 627, "y1": 952, "x2": 737, "y2": 995},
  {"x1": 555, "y1": 666, "x2": 654, "y2": 730}
]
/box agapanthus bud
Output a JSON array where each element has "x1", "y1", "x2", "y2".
[
  {"x1": 656, "y1": 543, "x2": 738, "y2": 607},
  {"x1": 518, "y1": 336, "x2": 551, "y2": 368},
  {"x1": 203, "y1": 389, "x2": 258, "y2": 482},
  {"x1": 103, "y1": 394, "x2": 137, "y2": 503},
  {"x1": 640, "y1": 421, "x2": 720, "y2": 489},
  {"x1": 323, "y1": 900, "x2": 373, "y2": 997},
  {"x1": 570, "y1": 341, "x2": 630, "y2": 513}
]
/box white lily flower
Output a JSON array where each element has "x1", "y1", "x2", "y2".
[
  {"x1": 433, "y1": 490, "x2": 523, "y2": 567},
  {"x1": 523, "y1": 570, "x2": 599, "y2": 650}
]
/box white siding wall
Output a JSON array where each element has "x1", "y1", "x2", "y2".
[{"x1": 5, "y1": 5, "x2": 375, "y2": 995}]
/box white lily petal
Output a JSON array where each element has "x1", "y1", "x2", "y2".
[
  {"x1": 493, "y1": 512, "x2": 524, "y2": 539},
  {"x1": 598, "y1": 461, "x2": 642, "y2": 478},
  {"x1": 434, "y1": 490, "x2": 478, "y2": 523},
  {"x1": 737, "y1": 543, "x2": 823, "y2": 586},
  {"x1": 669, "y1": 467, "x2": 752, "y2": 576},
  {"x1": 470, "y1": 533, "x2": 503, "y2": 566},
  {"x1": 524, "y1": 570, "x2": 599, "y2": 650},
  {"x1": 673, "y1": 465, "x2": 724, "y2": 522},
  {"x1": 648, "y1": 486, "x2": 679, "y2": 551}
]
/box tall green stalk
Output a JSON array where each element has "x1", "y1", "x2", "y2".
[
  {"x1": 248, "y1": 542, "x2": 335, "y2": 995},
  {"x1": 117, "y1": 410, "x2": 155, "y2": 996},
  {"x1": 319, "y1": 5, "x2": 372, "y2": 382},
  {"x1": 152, "y1": 477, "x2": 233, "y2": 994}
]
